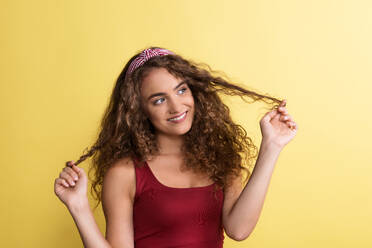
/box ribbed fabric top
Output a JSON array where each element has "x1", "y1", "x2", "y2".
[{"x1": 132, "y1": 158, "x2": 225, "y2": 248}]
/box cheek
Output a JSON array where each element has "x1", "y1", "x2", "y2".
[
  {"x1": 147, "y1": 107, "x2": 165, "y2": 121},
  {"x1": 188, "y1": 96, "x2": 195, "y2": 108}
]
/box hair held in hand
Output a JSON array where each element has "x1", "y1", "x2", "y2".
[{"x1": 68, "y1": 46, "x2": 283, "y2": 211}]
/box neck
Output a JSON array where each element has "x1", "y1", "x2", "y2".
[{"x1": 155, "y1": 133, "x2": 185, "y2": 156}]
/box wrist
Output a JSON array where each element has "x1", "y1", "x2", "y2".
[
  {"x1": 67, "y1": 197, "x2": 90, "y2": 214},
  {"x1": 261, "y1": 139, "x2": 283, "y2": 153}
]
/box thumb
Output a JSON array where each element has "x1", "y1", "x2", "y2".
[
  {"x1": 262, "y1": 109, "x2": 278, "y2": 123},
  {"x1": 75, "y1": 166, "x2": 86, "y2": 177},
  {"x1": 70, "y1": 162, "x2": 86, "y2": 178}
]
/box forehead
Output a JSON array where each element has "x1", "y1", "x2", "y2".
[{"x1": 140, "y1": 68, "x2": 182, "y2": 95}]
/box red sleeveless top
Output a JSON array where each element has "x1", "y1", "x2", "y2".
[{"x1": 132, "y1": 158, "x2": 225, "y2": 248}]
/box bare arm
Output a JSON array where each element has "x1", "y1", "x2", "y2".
[
  {"x1": 68, "y1": 199, "x2": 112, "y2": 248},
  {"x1": 224, "y1": 140, "x2": 281, "y2": 240},
  {"x1": 224, "y1": 100, "x2": 297, "y2": 240},
  {"x1": 101, "y1": 158, "x2": 135, "y2": 247},
  {"x1": 55, "y1": 157, "x2": 135, "y2": 248}
]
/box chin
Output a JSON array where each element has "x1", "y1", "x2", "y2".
[
  {"x1": 157, "y1": 121, "x2": 193, "y2": 136},
  {"x1": 169, "y1": 124, "x2": 192, "y2": 136}
]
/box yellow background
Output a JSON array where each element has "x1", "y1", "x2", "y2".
[{"x1": 1, "y1": 0, "x2": 371, "y2": 247}]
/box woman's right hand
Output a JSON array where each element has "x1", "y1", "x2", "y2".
[{"x1": 54, "y1": 161, "x2": 89, "y2": 209}]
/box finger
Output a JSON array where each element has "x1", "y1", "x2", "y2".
[
  {"x1": 287, "y1": 121, "x2": 294, "y2": 128},
  {"x1": 280, "y1": 99, "x2": 287, "y2": 107},
  {"x1": 63, "y1": 167, "x2": 79, "y2": 181},
  {"x1": 68, "y1": 161, "x2": 82, "y2": 175},
  {"x1": 71, "y1": 164, "x2": 82, "y2": 176},
  {"x1": 59, "y1": 171, "x2": 76, "y2": 186},
  {"x1": 66, "y1": 161, "x2": 74, "y2": 168},
  {"x1": 66, "y1": 161, "x2": 82, "y2": 176},
  {"x1": 56, "y1": 178, "x2": 70, "y2": 188},
  {"x1": 278, "y1": 107, "x2": 288, "y2": 115},
  {"x1": 287, "y1": 121, "x2": 297, "y2": 130},
  {"x1": 280, "y1": 114, "x2": 293, "y2": 122},
  {"x1": 262, "y1": 109, "x2": 279, "y2": 122}
]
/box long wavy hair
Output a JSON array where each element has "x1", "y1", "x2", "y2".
[{"x1": 69, "y1": 46, "x2": 283, "y2": 211}]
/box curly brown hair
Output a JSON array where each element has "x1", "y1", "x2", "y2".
[{"x1": 68, "y1": 46, "x2": 283, "y2": 211}]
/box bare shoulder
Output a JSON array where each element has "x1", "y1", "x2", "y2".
[
  {"x1": 101, "y1": 156, "x2": 136, "y2": 248},
  {"x1": 103, "y1": 156, "x2": 136, "y2": 202}
]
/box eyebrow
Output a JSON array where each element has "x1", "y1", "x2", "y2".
[{"x1": 147, "y1": 80, "x2": 187, "y2": 101}]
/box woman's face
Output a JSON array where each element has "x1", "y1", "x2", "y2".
[{"x1": 140, "y1": 67, "x2": 195, "y2": 137}]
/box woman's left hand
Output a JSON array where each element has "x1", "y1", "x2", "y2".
[{"x1": 259, "y1": 99, "x2": 298, "y2": 150}]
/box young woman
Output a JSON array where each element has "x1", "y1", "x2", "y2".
[{"x1": 54, "y1": 47, "x2": 298, "y2": 248}]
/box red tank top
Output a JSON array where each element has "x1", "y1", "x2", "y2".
[{"x1": 132, "y1": 158, "x2": 225, "y2": 248}]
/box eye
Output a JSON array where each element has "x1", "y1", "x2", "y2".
[
  {"x1": 178, "y1": 87, "x2": 187, "y2": 94},
  {"x1": 153, "y1": 98, "x2": 164, "y2": 105},
  {"x1": 152, "y1": 88, "x2": 188, "y2": 105}
]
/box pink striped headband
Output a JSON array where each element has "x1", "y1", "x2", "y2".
[{"x1": 125, "y1": 48, "x2": 175, "y2": 81}]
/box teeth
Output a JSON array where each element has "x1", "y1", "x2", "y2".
[{"x1": 169, "y1": 112, "x2": 186, "y2": 121}]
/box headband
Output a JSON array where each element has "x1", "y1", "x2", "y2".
[{"x1": 125, "y1": 48, "x2": 175, "y2": 81}]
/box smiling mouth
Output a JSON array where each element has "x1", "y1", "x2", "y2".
[{"x1": 167, "y1": 111, "x2": 188, "y2": 121}]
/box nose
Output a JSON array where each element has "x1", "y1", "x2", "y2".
[{"x1": 167, "y1": 96, "x2": 183, "y2": 114}]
